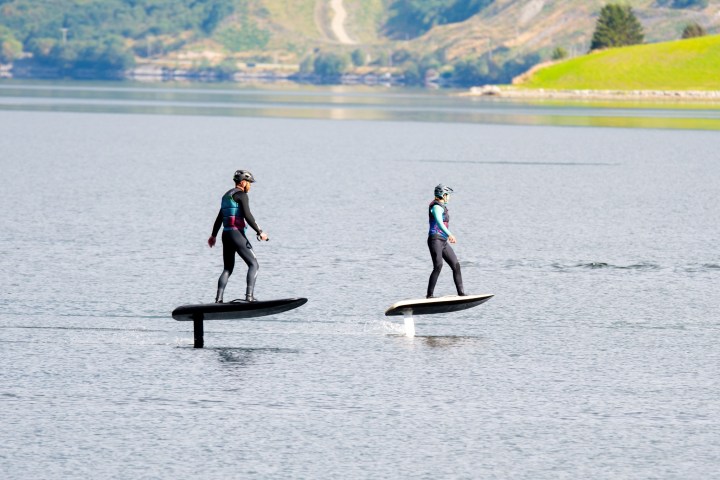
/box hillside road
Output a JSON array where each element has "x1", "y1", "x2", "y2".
[{"x1": 330, "y1": 0, "x2": 356, "y2": 44}]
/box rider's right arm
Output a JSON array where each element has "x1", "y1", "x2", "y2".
[
  {"x1": 432, "y1": 205, "x2": 452, "y2": 237},
  {"x1": 211, "y1": 209, "x2": 222, "y2": 237}
]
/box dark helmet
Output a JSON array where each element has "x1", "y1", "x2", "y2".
[
  {"x1": 233, "y1": 170, "x2": 255, "y2": 184},
  {"x1": 434, "y1": 184, "x2": 454, "y2": 198}
]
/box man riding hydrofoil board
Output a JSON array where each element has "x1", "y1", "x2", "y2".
[{"x1": 208, "y1": 170, "x2": 268, "y2": 303}]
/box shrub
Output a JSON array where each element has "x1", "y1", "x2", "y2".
[
  {"x1": 403, "y1": 63, "x2": 422, "y2": 85},
  {"x1": 391, "y1": 49, "x2": 413, "y2": 65},
  {"x1": 313, "y1": 52, "x2": 349, "y2": 78},
  {"x1": 452, "y1": 58, "x2": 489, "y2": 86},
  {"x1": 215, "y1": 59, "x2": 238, "y2": 79},
  {"x1": 681, "y1": 22, "x2": 706, "y2": 39},
  {"x1": 551, "y1": 47, "x2": 568, "y2": 60},
  {"x1": 402, "y1": 54, "x2": 441, "y2": 85},
  {"x1": 351, "y1": 49, "x2": 365, "y2": 67},
  {"x1": 0, "y1": 28, "x2": 22, "y2": 63},
  {"x1": 370, "y1": 51, "x2": 390, "y2": 67}
]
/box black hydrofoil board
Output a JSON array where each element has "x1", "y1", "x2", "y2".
[
  {"x1": 173, "y1": 298, "x2": 307, "y2": 321},
  {"x1": 385, "y1": 294, "x2": 493, "y2": 317}
]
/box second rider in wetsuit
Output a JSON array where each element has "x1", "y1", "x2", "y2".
[
  {"x1": 208, "y1": 170, "x2": 268, "y2": 303},
  {"x1": 427, "y1": 184, "x2": 465, "y2": 298}
]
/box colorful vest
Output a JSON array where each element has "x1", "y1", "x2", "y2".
[
  {"x1": 428, "y1": 199, "x2": 449, "y2": 239},
  {"x1": 221, "y1": 188, "x2": 246, "y2": 231}
]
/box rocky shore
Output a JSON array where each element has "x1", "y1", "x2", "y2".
[{"x1": 464, "y1": 85, "x2": 720, "y2": 101}]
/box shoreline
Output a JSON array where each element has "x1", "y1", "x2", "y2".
[
  {"x1": 5, "y1": 65, "x2": 720, "y2": 103},
  {"x1": 464, "y1": 85, "x2": 720, "y2": 102},
  {"x1": 0, "y1": 63, "x2": 408, "y2": 87}
]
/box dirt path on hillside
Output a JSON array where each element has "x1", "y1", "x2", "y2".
[{"x1": 329, "y1": 0, "x2": 356, "y2": 45}]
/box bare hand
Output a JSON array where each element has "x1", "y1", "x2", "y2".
[
  {"x1": 260, "y1": 232, "x2": 269, "y2": 241},
  {"x1": 208, "y1": 236, "x2": 216, "y2": 248},
  {"x1": 448, "y1": 235, "x2": 457, "y2": 244}
]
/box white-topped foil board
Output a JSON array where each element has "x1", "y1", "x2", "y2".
[{"x1": 385, "y1": 294, "x2": 494, "y2": 337}]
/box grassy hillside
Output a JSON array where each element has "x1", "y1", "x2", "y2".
[
  {"x1": 343, "y1": 0, "x2": 386, "y2": 44},
  {"x1": 172, "y1": 0, "x2": 720, "y2": 64},
  {"x1": 258, "y1": 0, "x2": 385, "y2": 46},
  {"x1": 262, "y1": 0, "x2": 324, "y2": 43},
  {"x1": 415, "y1": 0, "x2": 717, "y2": 62},
  {"x1": 520, "y1": 34, "x2": 720, "y2": 90}
]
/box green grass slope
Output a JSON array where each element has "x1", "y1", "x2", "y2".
[
  {"x1": 210, "y1": 0, "x2": 385, "y2": 57},
  {"x1": 521, "y1": 34, "x2": 720, "y2": 90},
  {"x1": 343, "y1": 0, "x2": 386, "y2": 44},
  {"x1": 261, "y1": 0, "x2": 322, "y2": 42}
]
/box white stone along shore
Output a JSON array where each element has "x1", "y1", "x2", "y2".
[{"x1": 464, "y1": 85, "x2": 720, "y2": 101}]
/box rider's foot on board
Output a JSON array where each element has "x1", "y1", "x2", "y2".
[
  {"x1": 245, "y1": 294, "x2": 257, "y2": 302},
  {"x1": 426, "y1": 295, "x2": 435, "y2": 299}
]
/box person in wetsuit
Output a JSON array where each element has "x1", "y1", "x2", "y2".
[
  {"x1": 208, "y1": 170, "x2": 268, "y2": 303},
  {"x1": 427, "y1": 184, "x2": 465, "y2": 298}
]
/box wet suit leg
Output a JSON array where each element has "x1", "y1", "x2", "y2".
[
  {"x1": 442, "y1": 241, "x2": 465, "y2": 296},
  {"x1": 427, "y1": 237, "x2": 465, "y2": 297},
  {"x1": 427, "y1": 237, "x2": 445, "y2": 297},
  {"x1": 216, "y1": 230, "x2": 259, "y2": 302}
]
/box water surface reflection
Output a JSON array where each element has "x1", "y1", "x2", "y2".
[{"x1": 1, "y1": 80, "x2": 718, "y2": 130}]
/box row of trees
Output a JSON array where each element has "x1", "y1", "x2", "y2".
[{"x1": 300, "y1": 48, "x2": 539, "y2": 87}]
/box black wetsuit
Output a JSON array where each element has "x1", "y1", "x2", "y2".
[
  {"x1": 212, "y1": 189, "x2": 262, "y2": 302},
  {"x1": 427, "y1": 200, "x2": 464, "y2": 297}
]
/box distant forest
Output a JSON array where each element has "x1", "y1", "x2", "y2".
[{"x1": 0, "y1": 0, "x2": 236, "y2": 74}]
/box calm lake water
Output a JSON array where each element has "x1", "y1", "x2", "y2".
[{"x1": 1, "y1": 81, "x2": 719, "y2": 479}]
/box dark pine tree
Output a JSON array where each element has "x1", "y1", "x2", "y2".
[{"x1": 590, "y1": 4, "x2": 644, "y2": 51}]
